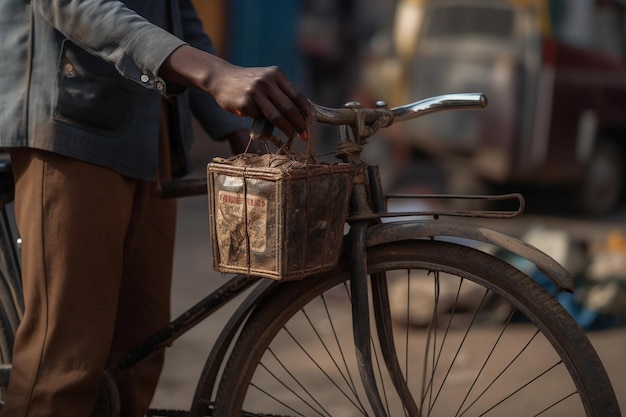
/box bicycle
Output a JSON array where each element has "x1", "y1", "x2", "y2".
[{"x1": 0, "y1": 93, "x2": 621, "y2": 416}]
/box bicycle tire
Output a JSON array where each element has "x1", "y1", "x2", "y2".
[{"x1": 211, "y1": 240, "x2": 620, "y2": 416}]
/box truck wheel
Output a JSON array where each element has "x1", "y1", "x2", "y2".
[{"x1": 575, "y1": 138, "x2": 624, "y2": 216}]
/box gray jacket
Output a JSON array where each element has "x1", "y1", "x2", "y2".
[{"x1": 0, "y1": 0, "x2": 248, "y2": 180}]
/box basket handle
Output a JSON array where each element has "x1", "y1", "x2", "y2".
[
  {"x1": 250, "y1": 116, "x2": 274, "y2": 142},
  {"x1": 249, "y1": 116, "x2": 313, "y2": 160}
]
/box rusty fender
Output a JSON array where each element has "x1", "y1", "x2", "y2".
[{"x1": 364, "y1": 220, "x2": 574, "y2": 292}]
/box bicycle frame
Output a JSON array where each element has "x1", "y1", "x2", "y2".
[
  {"x1": 215, "y1": 96, "x2": 576, "y2": 416},
  {"x1": 190, "y1": 95, "x2": 574, "y2": 416},
  {"x1": 0, "y1": 94, "x2": 577, "y2": 417}
]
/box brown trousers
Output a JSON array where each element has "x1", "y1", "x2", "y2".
[{"x1": 0, "y1": 146, "x2": 176, "y2": 417}]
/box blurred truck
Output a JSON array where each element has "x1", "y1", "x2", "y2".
[{"x1": 389, "y1": 0, "x2": 626, "y2": 214}]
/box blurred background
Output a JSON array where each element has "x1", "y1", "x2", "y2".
[
  {"x1": 193, "y1": 0, "x2": 626, "y2": 217},
  {"x1": 187, "y1": 0, "x2": 626, "y2": 325}
]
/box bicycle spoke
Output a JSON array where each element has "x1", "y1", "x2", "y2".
[
  {"x1": 417, "y1": 271, "x2": 463, "y2": 413},
  {"x1": 457, "y1": 329, "x2": 542, "y2": 416},
  {"x1": 248, "y1": 381, "x2": 309, "y2": 417},
  {"x1": 318, "y1": 288, "x2": 366, "y2": 405},
  {"x1": 213, "y1": 241, "x2": 619, "y2": 417},
  {"x1": 533, "y1": 391, "x2": 579, "y2": 416},
  {"x1": 477, "y1": 360, "x2": 565, "y2": 415},
  {"x1": 453, "y1": 304, "x2": 517, "y2": 415},
  {"x1": 258, "y1": 349, "x2": 331, "y2": 416},
  {"x1": 425, "y1": 276, "x2": 491, "y2": 414},
  {"x1": 400, "y1": 269, "x2": 412, "y2": 417},
  {"x1": 302, "y1": 299, "x2": 360, "y2": 399},
  {"x1": 280, "y1": 322, "x2": 368, "y2": 415},
  {"x1": 420, "y1": 272, "x2": 441, "y2": 412}
]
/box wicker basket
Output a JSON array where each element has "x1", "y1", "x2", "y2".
[{"x1": 207, "y1": 153, "x2": 355, "y2": 280}]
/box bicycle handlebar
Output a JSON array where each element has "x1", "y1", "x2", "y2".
[
  {"x1": 250, "y1": 93, "x2": 487, "y2": 142},
  {"x1": 313, "y1": 93, "x2": 488, "y2": 126}
]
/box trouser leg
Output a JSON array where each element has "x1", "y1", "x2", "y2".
[
  {"x1": 0, "y1": 149, "x2": 175, "y2": 417},
  {"x1": 106, "y1": 181, "x2": 176, "y2": 416},
  {"x1": 106, "y1": 100, "x2": 177, "y2": 416}
]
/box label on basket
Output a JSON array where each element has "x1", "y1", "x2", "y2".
[{"x1": 216, "y1": 190, "x2": 268, "y2": 252}]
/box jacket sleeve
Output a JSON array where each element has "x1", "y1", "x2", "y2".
[
  {"x1": 177, "y1": 0, "x2": 250, "y2": 139},
  {"x1": 31, "y1": 0, "x2": 186, "y2": 94}
]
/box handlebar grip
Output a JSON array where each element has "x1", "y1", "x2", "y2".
[{"x1": 391, "y1": 93, "x2": 487, "y2": 122}]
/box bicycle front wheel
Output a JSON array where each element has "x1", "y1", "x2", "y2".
[{"x1": 213, "y1": 240, "x2": 620, "y2": 416}]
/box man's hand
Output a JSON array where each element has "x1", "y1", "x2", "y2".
[{"x1": 159, "y1": 45, "x2": 313, "y2": 141}]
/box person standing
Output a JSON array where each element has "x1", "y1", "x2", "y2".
[{"x1": 0, "y1": 0, "x2": 312, "y2": 416}]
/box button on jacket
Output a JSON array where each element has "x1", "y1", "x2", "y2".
[{"x1": 0, "y1": 0, "x2": 248, "y2": 180}]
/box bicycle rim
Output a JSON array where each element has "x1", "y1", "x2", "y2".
[{"x1": 213, "y1": 240, "x2": 620, "y2": 416}]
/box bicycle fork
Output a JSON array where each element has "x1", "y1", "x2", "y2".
[{"x1": 347, "y1": 166, "x2": 420, "y2": 417}]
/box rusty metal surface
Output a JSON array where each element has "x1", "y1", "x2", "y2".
[
  {"x1": 348, "y1": 193, "x2": 526, "y2": 222},
  {"x1": 364, "y1": 219, "x2": 574, "y2": 292}
]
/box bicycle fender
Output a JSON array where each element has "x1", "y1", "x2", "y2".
[{"x1": 364, "y1": 220, "x2": 574, "y2": 292}]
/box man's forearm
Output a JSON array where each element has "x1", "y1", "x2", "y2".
[
  {"x1": 159, "y1": 45, "x2": 313, "y2": 140},
  {"x1": 158, "y1": 45, "x2": 224, "y2": 92}
]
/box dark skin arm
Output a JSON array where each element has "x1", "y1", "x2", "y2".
[{"x1": 159, "y1": 45, "x2": 312, "y2": 141}]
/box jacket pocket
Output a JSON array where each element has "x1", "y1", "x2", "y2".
[{"x1": 54, "y1": 40, "x2": 139, "y2": 137}]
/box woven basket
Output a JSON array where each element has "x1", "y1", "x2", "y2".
[{"x1": 207, "y1": 152, "x2": 355, "y2": 280}]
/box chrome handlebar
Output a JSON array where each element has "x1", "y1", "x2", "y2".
[
  {"x1": 313, "y1": 93, "x2": 487, "y2": 126},
  {"x1": 250, "y1": 93, "x2": 487, "y2": 143}
]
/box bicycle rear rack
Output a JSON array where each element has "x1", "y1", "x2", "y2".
[{"x1": 347, "y1": 193, "x2": 525, "y2": 222}]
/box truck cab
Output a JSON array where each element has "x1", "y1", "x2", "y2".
[{"x1": 397, "y1": 0, "x2": 626, "y2": 214}]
